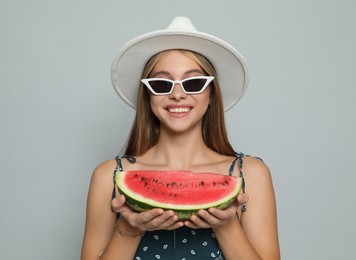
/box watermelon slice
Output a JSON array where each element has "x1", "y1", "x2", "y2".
[{"x1": 116, "y1": 170, "x2": 242, "y2": 220}]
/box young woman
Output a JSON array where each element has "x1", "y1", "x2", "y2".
[{"x1": 81, "y1": 17, "x2": 280, "y2": 260}]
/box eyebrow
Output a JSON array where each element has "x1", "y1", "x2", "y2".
[{"x1": 150, "y1": 69, "x2": 205, "y2": 78}]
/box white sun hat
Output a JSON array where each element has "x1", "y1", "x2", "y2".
[{"x1": 111, "y1": 16, "x2": 248, "y2": 111}]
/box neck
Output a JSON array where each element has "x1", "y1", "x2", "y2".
[{"x1": 145, "y1": 128, "x2": 214, "y2": 169}]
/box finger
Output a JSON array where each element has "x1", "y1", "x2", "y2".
[
  {"x1": 158, "y1": 211, "x2": 182, "y2": 227},
  {"x1": 139, "y1": 208, "x2": 165, "y2": 223},
  {"x1": 183, "y1": 219, "x2": 200, "y2": 229},
  {"x1": 165, "y1": 221, "x2": 184, "y2": 230},
  {"x1": 111, "y1": 194, "x2": 126, "y2": 213},
  {"x1": 208, "y1": 207, "x2": 233, "y2": 219},
  {"x1": 197, "y1": 209, "x2": 227, "y2": 227},
  {"x1": 148, "y1": 212, "x2": 182, "y2": 231},
  {"x1": 141, "y1": 210, "x2": 177, "y2": 230},
  {"x1": 152, "y1": 210, "x2": 176, "y2": 225},
  {"x1": 124, "y1": 208, "x2": 164, "y2": 230},
  {"x1": 187, "y1": 212, "x2": 211, "y2": 228},
  {"x1": 236, "y1": 192, "x2": 249, "y2": 205}
]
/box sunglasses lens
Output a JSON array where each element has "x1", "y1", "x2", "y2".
[
  {"x1": 182, "y1": 78, "x2": 208, "y2": 93},
  {"x1": 149, "y1": 80, "x2": 173, "y2": 94}
]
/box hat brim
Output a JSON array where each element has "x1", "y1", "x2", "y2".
[{"x1": 111, "y1": 29, "x2": 248, "y2": 111}]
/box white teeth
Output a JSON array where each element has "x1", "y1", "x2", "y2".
[{"x1": 168, "y1": 107, "x2": 190, "y2": 113}]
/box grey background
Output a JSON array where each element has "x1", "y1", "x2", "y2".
[{"x1": 1, "y1": 0, "x2": 355, "y2": 259}]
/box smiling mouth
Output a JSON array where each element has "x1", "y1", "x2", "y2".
[{"x1": 168, "y1": 107, "x2": 191, "y2": 113}]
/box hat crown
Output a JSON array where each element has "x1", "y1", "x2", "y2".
[{"x1": 166, "y1": 16, "x2": 197, "y2": 31}]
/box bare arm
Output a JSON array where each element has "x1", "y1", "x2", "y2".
[
  {"x1": 216, "y1": 157, "x2": 279, "y2": 259},
  {"x1": 81, "y1": 160, "x2": 183, "y2": 260},
  {"x1": 185, "y1": 157, "x2": 280, "y2": 260},
  {"x1": 81, "y1": 160, "x2": 142, "y2": 260}
]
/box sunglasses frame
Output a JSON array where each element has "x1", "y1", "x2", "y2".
[{"x1": 141, "y1": 76, "x2": 214, "y2": 95}]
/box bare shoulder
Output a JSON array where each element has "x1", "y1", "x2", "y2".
[
  {"x1": 237, "y1": 155, "x2": 276, "y2": 211},
  {"x1": 82, "y1": 159, "x2": 119, "y2": 259},
  {"x1": 94, "y1": 159, "x2": 117, "y2": 172},
  {"x1": 240, "y1": 155, "x2": 271, "y2": 181},
  {"x1": 90, "y1": 159, "x2": 117, "y2": 187},
  {"x1": 238, "y1": 155, "x2": 280, "y2": 259}
]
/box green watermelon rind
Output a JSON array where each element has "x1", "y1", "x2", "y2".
[
  {"x1": 116, "y1": 171, "x2": 242, "y2": 220},
  {"x1": 123, "y1": 191, "x2": 239, "y2": 220}
]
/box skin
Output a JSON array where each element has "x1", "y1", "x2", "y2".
[{"x1": 81, "y1": 50, "x2": 280, "y2": 260}]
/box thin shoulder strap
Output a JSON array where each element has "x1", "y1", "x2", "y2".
[
  {"x1": 232, "y1": 152, "x2": 264, "y2": 213},
  {"x1": 112, "y1": 155, "x2": 136, "y2": 199},
  {"x1": 114, "y1": 155, "x2": 123, "y2": 174},
  {"x1": 236, "y1": 152, "x2": 247, "y2": 212},
  {"x1": 228, "y1": 157, "x2": 238, "y2": 176},
  {"x1": 112, "y1": 155, "x2": 123, "y2": 200},
  {"x1": 230, "y1": 152, "x2": 246, "y2": 192}
]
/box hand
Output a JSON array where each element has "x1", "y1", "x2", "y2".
[
  {"x1": 111, "y1": 192, "x2": 183, "y2": 232},
  {"x1": 184, "y1": 192, "x2": 249, "y2": 229}
]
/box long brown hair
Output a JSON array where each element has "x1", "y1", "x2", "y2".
[{"x1": 124, "y1": 50, "x2": 236, "y2": 156}]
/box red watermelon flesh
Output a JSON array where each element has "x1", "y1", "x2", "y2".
[{"x1": 116, "y1": 170, "x2": 242, "y2": 220}]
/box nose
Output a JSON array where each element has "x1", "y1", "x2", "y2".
[{"x1": 169, "y1": 83, "x2": 187, "y2": 100}]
